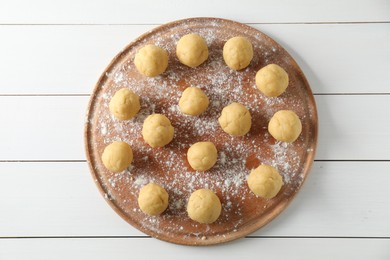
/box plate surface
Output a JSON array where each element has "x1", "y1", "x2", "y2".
[{"x1": 85, "y1": 17, "x2": 318, "y2": 245}]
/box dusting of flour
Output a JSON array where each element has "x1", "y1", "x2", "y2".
[{"x1": 87, "y1": 18, "x2": 314, "y2": 243}]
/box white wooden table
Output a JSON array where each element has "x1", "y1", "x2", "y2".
[{"x1": 0, "y1": 1, "x2": 389, "y2": 259}]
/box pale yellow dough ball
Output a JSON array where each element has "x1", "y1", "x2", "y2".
[
  {"x1": 256, "y1": 64, "x2": 289, "y2": 97},
  {"x1": 223, "y1": 36, "x2": 253, "y2": 70},
  {"x1": 268, "y1": 110, "x2": 302, "y2": 143},
  {"x1": 247, "y1": 164, "x2": 283, "y2": 199},
  {"x1": 187, "y1": 189, "x2": 221, "y2": 224},
  {"x1": 176, "y1": 34, "x2": 208, "y2": 68},
  {"x1": 134, "y1": 44, "x2": 168, "y2": 77},
  {"x1": 142, "y1": 114, "x2": 174, "y2": 148},
  {"x1": 101, "y1": 141, "x2": 133, "y2": 172},
  {"x1": 218, "y1": 102, "x2": 252, "y2": 136},
  {"x1": 138, "y1": 183, "x2": 169, "y2": 216},
  {"x1": 179, "y1": 87, "x2": 209, "y2": 116},
  {"x1": 187, "y1": 141, "x2": 217, "y2": 171},
  {"x1": 109, "y1": 88, "x2": 140, "y2": 120}
]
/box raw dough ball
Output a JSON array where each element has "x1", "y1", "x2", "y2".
[
  {"x1": 179, "y1": 87, "x2": 209, "y2": 116},
  {"x1": 256, "y1": 64, "x2": 289, "y2": 97},
  {"x1": 176, "y1": 34, "x2": 208, "y2": 68},
  {"x1": 134, "y1": 44, "x2": 168, "y2": 77},
  {"x1": 223, "y1": 36, "x2": 253, "y2": 70},
  {"x1": 187, "y1": 141, "x2": 217, "y2": 171},
  {"x1": 268, "y1": 110, "x2": 302, "y2": 143},
  {"x1": 138, "y1": 183, "x2": 169, "y2": 216},
  {"x1": 142, "y1": 114, "x2": 174, "y2": 148},
  {"x1": 218, "y1": 102, "x2": 252, "y2": 136},
  {"x1": 101, "y1": 141, "x2": 133, "y2": 172},
  {"x1": 247, "y1": 164, "x2": 283, "y2": 199},
  {"x1": 187, "y1": 189, "x2": 221, "y2": 224},
  {"x1": 109, "y1": 88, "x2": 140, "y2": 120}
]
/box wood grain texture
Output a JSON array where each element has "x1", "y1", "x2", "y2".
[
  {"x1": 0, "y1": 0, "x2": 389, "y2": 257},
  {"x1": 1, "y1": 162, "x2": 389, "y2": 237},
  {"x1": 0, "y1": 23, "x2": 389, "y2": 94},
  {"x1": 85, "y1": 17, "x2": 318, "y2": 245},
  {"x1": 0, "y1": 95, "x2": 389, "y2": 161},
  {"x1": 0, "y1": 0, "x2": 389, "y2": 24},
  {"x1": 0, "y1": 238, "x2": 389, "y2": 260}
]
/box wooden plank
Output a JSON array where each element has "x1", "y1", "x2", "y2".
[
  {"x1": 0, "y1": 162, "x2": 143, "y2": 237},
  {"x1": 260, "y1": 23, "x2": 390, "y2": 95},
  {"x1": 0, "y1": 95, "x2": 389, "y2": 161},
  {"x1": 0, "y1": 25, "x2": 151, "y2": 95},
  {"x1": 0, "y1": 0, "x2": 388, "y2": 24},
  {"x1": 0, "y1": 162, "x2": 389, "y2": 237},
  {"x1": 0, "y1": 24, "x2": 389, "y2": 94},
  {"x1": 0, "y1": 96, "x2": 86, "y2": 161},
  {"x1": 0, "y1": 237, "x2": 389, "y2": 260},
  {"x1": 315, "y1": 95, "x2": 390, "y2": 160}
]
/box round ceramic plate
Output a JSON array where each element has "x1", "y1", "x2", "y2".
[{"x1": 85, "y1": 17, "x2": 318, "y2": 246}]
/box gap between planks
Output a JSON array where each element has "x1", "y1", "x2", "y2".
[
  {"x1": 0, "y1": 21, "x2": 389, "y2": 26},
  {"x1": 0, "y1": 236, "x2": 389, "y2": 240},
  {"x1": 1, "y1": 93, "x2": 390, "y2": 97},
  {"x1": 0, "y1": 160, "x2": 389, "y2": 163}
]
